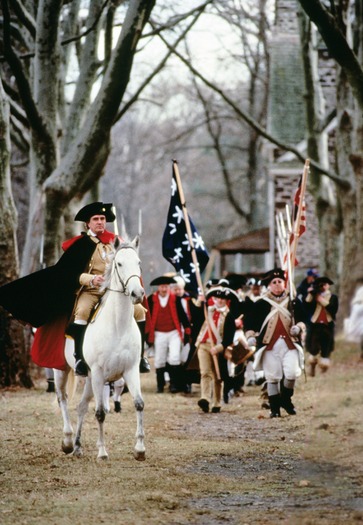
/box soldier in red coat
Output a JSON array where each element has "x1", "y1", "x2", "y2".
[{"x1": 146, "y1": 276, "x2": 190, "y2": 393}]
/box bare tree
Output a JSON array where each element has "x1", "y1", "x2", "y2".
[
  {"x1": 0, "y1": 0, "x2": 214, "y2": 386},
  {"x1": 0, "y1": 78, "x2": 31, "y2": 386},
  {"x1": 297, "y1": 0, "x2": 363, "y2": 321}
]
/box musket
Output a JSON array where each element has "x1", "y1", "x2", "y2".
[{"x1": 112, "y1": 206, "x2": 120, "y2": 237}]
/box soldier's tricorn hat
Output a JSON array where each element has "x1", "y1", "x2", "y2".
[
  {"x1": 261, "y1": 268, "x2": 285, "y2": 286},
  {"x1": 206, "y1": 286, "x2": 240, "y2": 301},
  {"x1": 314, "y1": 276, "x2": 334, "y2": 286},
  {"x1": 205, "y1": 278, "x2": 220, "y2": 289},
  {"x1": 225, "y1": 274, "x2": 247, "y2": 290},
  {"x1": 74, "y1": 202, "x2": 116, "y2": 222},
  {"x1": 150, "y1": 276, "x2": 176, "y2": 286}
]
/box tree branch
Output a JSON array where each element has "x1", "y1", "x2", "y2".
[
  {"x1": 190, "y1": 60, "x2": 250, "y2": 220},
  {"x1": 297, "y1": 0, "x2": 363, "y2": 110},
  {"x1": 153, "y1": 22, "x2": 350, "y2": 190},
  {"x1": 9, "y1": 0, "x2": 36, "y2": 38},
  {"x1": 1, "y1": 0, "x2": 51, "y2": 140},
  {"x1": 142, "y1": 0, "x2": 214, "y2": 37},
  {"x1": 115, "y1": 4, "x2": 208, "y2": 122}
]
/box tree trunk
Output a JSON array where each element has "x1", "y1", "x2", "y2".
[{"x1": 0, "y1": 79, "x2": 32, "y2": 387}]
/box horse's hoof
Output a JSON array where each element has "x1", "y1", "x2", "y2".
[
  {"x1": 134, "y1": 450, "x2": 146, "y2": 461},
  {"x1": 62, "y1": 442, "x2": 74, "y2": 455},
  {"x1": 72, "y1": 447, "x2": 83, "y2": 458},
  {"x1": 97, "y1": 454, "x2": 109, "y2": 461}
]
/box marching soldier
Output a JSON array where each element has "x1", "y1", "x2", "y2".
[
  {"x1": 195, "y1": 286, "x2": 237, "y2": 413},
  {"x1": 244, "y1": 268, "x2": 306, "y2": 418},
  {"x1": 304, "y1": 276, "x2": 339, "y2": 375}
]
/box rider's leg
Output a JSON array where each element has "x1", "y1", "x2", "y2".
[
  {"x1": 134, "y1": 304, "x2": 151, "y2": 373},
  {"x1": 68, "y1": 291, "x2": 99, "y2": 377}
]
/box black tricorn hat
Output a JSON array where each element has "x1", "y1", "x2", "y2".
[
  {"x1": 206, "y1": 286, "x2": 240, "y2": 301},
  {"x1": 261, "y1": 268, "x2": 285, "y2": 286},
  {"x1": 205, "y1": 278, "x2": 220, "y2": 289},
  {"x1": 150, "y1": 276, "x2": 177, "y2": 286},
  {"x1": 225, "y1": 274, "x2": 247, "y2": 290},
  {"x1": 315, "y1": 276, "x2": 334, "y2": 286},
  {"x1": 74, "y1": 202, "x2": 116, "y2": 222}
]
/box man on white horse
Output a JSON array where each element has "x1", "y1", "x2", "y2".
[
  {"x1": 0, "y1": 201, "x2": 150, "y2": 377},
  {"x1": 62, "y1": 202, "x2": 151, "y2": 376}
]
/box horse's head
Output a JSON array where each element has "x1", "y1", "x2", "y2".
[{"x1": 104, "y1": 236, "x2": 145, "y2": 304}]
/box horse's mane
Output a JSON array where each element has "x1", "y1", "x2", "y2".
[{"x1": 100, "y1": 238, "x2": 134, "y2": 294}]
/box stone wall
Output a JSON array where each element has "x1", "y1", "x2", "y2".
[{"x1": 272, "y1": 170, "x2": 320, "y2": 278}]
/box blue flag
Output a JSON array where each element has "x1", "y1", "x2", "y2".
[{"x1": 162, "y1": 163, "x2": 209, "y2": 292}]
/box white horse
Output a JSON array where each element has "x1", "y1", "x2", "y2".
[{"x1": 54, "y1": 236, "x2": 146, "y2": 461}]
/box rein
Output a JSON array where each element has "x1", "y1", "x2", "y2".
[{"x1": 106, "y1": 246, "x2": 141, "y2": 296}]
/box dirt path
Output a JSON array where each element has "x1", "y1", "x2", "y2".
[{"x1": 1, "y1": 340, "x2": 362, "y2": 524}]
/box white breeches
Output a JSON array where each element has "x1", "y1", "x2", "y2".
[
  {"x1": 154, "y1": 330, "x2": 181, "y2": 368},
  {"x1": 262, "y1": 338, "x2": 301, "y2": 383}
]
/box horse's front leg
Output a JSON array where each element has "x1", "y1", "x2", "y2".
[
  {"x1": 124, "y1": 367, "x2": 146, "y2": 461},
  {"x1": 54, "y1": 368, "x2": 74, "y2": 454},
  {"x1": 73, "y1": 377, "x2": 93, "y2": 457},
  {"x1": 92, "y1": 370, "x2": 109, "y2": 460}
]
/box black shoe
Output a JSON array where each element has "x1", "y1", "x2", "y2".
[
  {"x1": 156, "y1": 387, "x2": 164, "y2": 393},
  {"x1": 114, "y1": 401, "x2": 121, "y2": 413},
  {"x1": 270, "y1": 411, "x2": 281, "y2": 418},
  {"x1": 198, "y1": 399, "x2": 209, "y2": 413},
  {"x1": 211, "y1": 407, "x2": 221, "y2": 413},
  {"x1": 75, "y1": 359, "x2": 88, "y2": 377},
  {"x1": 280, "y1": 382, "x2": 296, "y2": 415},
  {"x1": 268, "y1": 394, "x2": 281, "y2": 418},
  {"x1": 140, "y1": 357, "x2": 151, "y2": 373},
  {"x1": 280, "y1": 399, "x2": 296, "y2": 415}
]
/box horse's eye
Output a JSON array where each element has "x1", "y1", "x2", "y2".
[{"x1": 117, "y1": 262, "x2": 122, "y2": 267}]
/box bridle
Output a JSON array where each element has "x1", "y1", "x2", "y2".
[{"x1": 106, "y1": 246, "x2": 142, "y2": 296}]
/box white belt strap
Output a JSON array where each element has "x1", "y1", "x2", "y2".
[{"x1": 259, "y1": 297, "x2": 291, "y2": 334}]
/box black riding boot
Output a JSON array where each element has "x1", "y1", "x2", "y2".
[
  {"x1": 138, "y1": 320, "x2": 151, "y2": 373},
  {"x1": 156, "y1": 367, "x2": 166, "y2": 393},
  {"x1": 268, "y1": 394, "x2": 281, "y2": 418},
  {"x1": 280, "y1": 381, "x2": 296, "y2": 415},
  {"x1": 67, "y1": 323, "x2": 88, "y2": 377},
  {"x1": 168, "y1": 365, "x2": 183, "y2": 393}
]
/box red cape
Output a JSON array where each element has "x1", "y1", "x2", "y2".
[{"x1": 31, "y1": 315, "x2": 69, "y2": 370}]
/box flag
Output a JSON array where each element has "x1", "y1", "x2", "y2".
[
  {"x1": 292, "y1": 175, "x2": 306, "y2": 237},
  {"x1": 162, "y1": 165, "x2": 209, "y2": 292},
  {"x1": 283, "y1": 175, "x2": 307, "y2": 281}
]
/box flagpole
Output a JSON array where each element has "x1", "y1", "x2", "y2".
[
  {"x1": 112, "y1": 205, "x2": 119, "y2": 237},
  {"x1": 290, "y1": 159, "x2": 310, "y2": 280},
  {"x1": 172, "y1": 159, "x2": 221, "y2": 381}
]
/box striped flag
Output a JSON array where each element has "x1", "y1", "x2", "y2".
[
  {"x1": 292, "y1": 176, "x2": 306, "y2": 237},
  {"x1": 283, "y1": 176, "x2": 307, "y2": 276}
]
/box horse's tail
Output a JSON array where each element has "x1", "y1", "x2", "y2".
[{"x1": 66, "y1": 368, "x2": 78, "y2": 403}]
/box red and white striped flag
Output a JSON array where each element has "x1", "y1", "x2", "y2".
[
  {"x1": 282, "y1": 175, "x2": 307, "y2": 281},
  {"x1": 292, "y1": 175, "x2": 306, "y2": 237}
]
